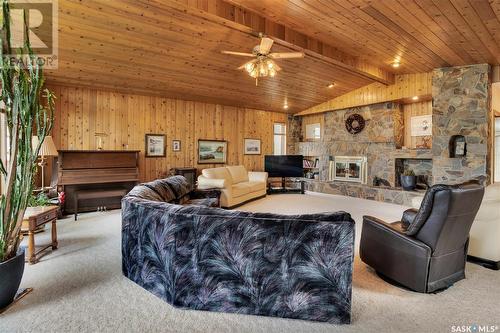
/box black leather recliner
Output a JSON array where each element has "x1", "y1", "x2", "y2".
[{"x1": 360, "y1": 179, "x2": 485, "y2": 293}]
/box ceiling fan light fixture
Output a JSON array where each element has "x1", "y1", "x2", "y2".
[
  {"x1": 225, "y1": 36, "x2": 303, "y2": 85},
  {"x1": 245, "y1": 62, "x2": 255, "y2": 73},
  {"x1": 259, "y1": 63, "x2": 267, "y2": 76}
]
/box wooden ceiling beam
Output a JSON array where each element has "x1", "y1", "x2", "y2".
[{"x1": 164, "y1": 0, "x2": 395, "y2": 85}]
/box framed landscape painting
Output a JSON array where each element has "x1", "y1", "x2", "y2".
[
  {"x1": 198, "y1": 140, "x2": 227, "y2": 164},
  {"x1": 244, "y1": 138, "x2": 261, "y2": 155},
  {"x1": 145, "y1": 134, "x2": 166, "y2": 157}
]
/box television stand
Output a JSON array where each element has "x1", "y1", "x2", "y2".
[{"x1": 267, "y1": 177, "x2": 305, "y2": 195}]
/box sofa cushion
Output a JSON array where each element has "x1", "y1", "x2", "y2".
[
  {"x1": 231, "y1": 183, "x2": 250, "y2": 197},
  {"x1": 202, "y1": 167, "x2": 233, "y2": 185},
  {"x1": 226, "y1": 165, "x2": 249, "y2": 184},
  {"x1": 244, "y1": 181, "x2": 265, "y2": 193}
]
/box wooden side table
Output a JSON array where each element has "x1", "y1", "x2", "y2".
[{"x1": 21, "y1": 206, "x2": 59, "y2": 265}]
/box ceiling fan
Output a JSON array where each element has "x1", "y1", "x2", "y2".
[{"x1": 221, "y1": 35, "x2": 304, "y2": 86}]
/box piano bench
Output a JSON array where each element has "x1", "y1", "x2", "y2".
[{"x1": 74, "y1": 188, "x2": 127, "y2": 221}]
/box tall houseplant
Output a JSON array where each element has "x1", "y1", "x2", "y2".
[{"x1": 0, "y1": 0, "x2": 55, "y2": 308}]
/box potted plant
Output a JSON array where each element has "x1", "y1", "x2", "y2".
[
  {"x1": 400, "y1": 169, "x2": 417, "y2": 191},
  {"x1": 0, "y1": 0, "x2": 55, "y2": 310}
]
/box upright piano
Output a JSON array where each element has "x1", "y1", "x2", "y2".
[{"x1": 57, "y1": 150, "x2": 140, "y2": 214}]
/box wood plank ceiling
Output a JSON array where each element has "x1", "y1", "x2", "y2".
[
  {"x1": 227, "y1": 0, "x2": 500, "y2": 73},
  {"x1": 46, "y1": 0, "x2": 383, "y2": 113},
  {"x1": 46, "y1": 0, "x2": 500, "y2": 113}
]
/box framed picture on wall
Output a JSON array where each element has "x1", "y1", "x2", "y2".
[
  {"x1": 145, "y1": 134, "x2": 166, "y2": 157},
  {"x1": 410, "y1": 115, "x2": 432, "y2": 136},
  {"x1": 198, "y1": 140, "x2": 227, "y2": 164},
  {"x1": 244, "y1": 138, "x2": 261, "y2": 155},
  {"x1": 172, "y1": 140, "x2": 181, "y2": 152}
]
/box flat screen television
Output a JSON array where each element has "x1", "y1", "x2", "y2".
[{"x1": 265, "y1": 155, "x2": 304, "y2": 178}]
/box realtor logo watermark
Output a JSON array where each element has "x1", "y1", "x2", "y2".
[
  {"x1": 2, "y1": 0, "x2": 58, "y2": 68},
  {"x1": 451, "y1": 325, "x2": 499, "y2": 333}
]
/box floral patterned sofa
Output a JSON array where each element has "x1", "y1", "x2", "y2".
[{"x1": 122, "y1": 176, "x2": 356, "y2": 324}]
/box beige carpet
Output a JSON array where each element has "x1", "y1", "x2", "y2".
[{"x1": 1, "y1": 192, "x2": 499, "y2": 333}]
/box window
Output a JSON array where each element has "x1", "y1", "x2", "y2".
[
  {"x1": 305, "y1": 123, "x2": 321, "y2": 140},
  {"x1": 273, "y1": 123, "x2": 286, "y2": 155}
]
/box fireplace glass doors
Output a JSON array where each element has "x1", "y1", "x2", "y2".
[{"x1": 329, "y1": 156, "x2": 367, "y2": 184}]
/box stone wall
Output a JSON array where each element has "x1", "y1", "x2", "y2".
[
  {"x1": 286, "y1": 115, "x2": 301, "y2": 155},
  {"x1": 304, "y1": 180, "x2": 424, "y2": 207},
  {"x1": 299, "y1": 102, "x2": 403, "y2": 185},
  {"x1": 432, "y1": 64, "x2": 491, "y2": 184}
]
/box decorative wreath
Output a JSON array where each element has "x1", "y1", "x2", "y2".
[{"x1": 345, "y1": 113, "x2": 365, "y2": 134}]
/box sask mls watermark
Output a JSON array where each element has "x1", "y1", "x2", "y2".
[
  {"x1": 451, "y1": 324, "x2": 499, "y2": 333},
  {"x1": 2, "y1": 0, "x2": 58, "y2": 69}
]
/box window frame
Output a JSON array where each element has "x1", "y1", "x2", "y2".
[{"x1": 273, "y1": 122, "x2": 287, "y2": 155}]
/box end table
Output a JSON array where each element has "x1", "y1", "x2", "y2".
[{"x1": 21, "y1": 206, "x2": 59, "y2": 265}]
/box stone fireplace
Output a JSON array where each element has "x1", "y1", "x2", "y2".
[{"x1": 329, "y1": 156, "x2": 367, "y2": 184}]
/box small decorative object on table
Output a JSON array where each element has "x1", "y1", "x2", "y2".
[{"x1": 400, "y1": 169, "x2": 417, "y2": 191}]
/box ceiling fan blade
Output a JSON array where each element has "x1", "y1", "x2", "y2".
[
  {"x1": 237, "y1": 59, "x2": 257, "y2": 70},
  {"x1": 259, "y1": 37, "x2": 274, "y2": 54},
  {"x1": 269, "y1": 52, "x2": 305, "y2": 59},
  {"x1": 221, "y1": 51, "x2": 255, "y2": 57},
  {"x1": 273, "y1": 63, "x2": 282, "y2": 71}
]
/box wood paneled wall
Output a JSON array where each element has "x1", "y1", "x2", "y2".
[
  {"x1": 403, "y1": 101, "x2": 433, "y2": 149},
  {"x1": 48, "y1": 84, "x2": 287, "y2": 182},
  {"x1": 297, "y1": 72, "x2": 432, "y2": 115}
]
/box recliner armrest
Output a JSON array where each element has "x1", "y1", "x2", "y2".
[
  {"x1": 248, "y1": 171, "x2": 268, "y2": 183},
  {"x1": 361, "y1": 216, "x2": 431, "y2": 257},
  {"x1": 401, "y1": 208, "x2": 418, "y2": 231}
]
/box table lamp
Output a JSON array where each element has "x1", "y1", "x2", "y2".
[{"x1": 32, "y1": 136, "x2": 58, "y2": 189}]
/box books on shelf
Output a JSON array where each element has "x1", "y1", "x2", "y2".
[{"x1": 303, "y1": 158, "x2": 320, "y2": 168}]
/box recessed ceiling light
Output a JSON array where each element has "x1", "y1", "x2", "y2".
[
  {"x1": 283, "y1": 104, "x2": 289, "y2": 109},
  {"x1": 392, "y1": 61, "x2": 400, "y2": 68},
  {"x1": 412, "y1": 96, "x2": 419, "y2": 100},
  {"x1": 327, "y1": 82, "x2": 335, "y2": 88}
]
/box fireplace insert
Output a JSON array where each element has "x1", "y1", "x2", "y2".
[{"x1": 329, "y1": 156, "x2": 367, "y2": 184}]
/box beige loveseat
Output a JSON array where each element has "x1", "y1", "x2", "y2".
[{"x1": 197, "y1": 165, "x2": 267, "y2": 208}]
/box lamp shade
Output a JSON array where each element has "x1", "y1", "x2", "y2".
[{"x1": 32, "y1": 136, "x2": 58, "y2": 157}]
